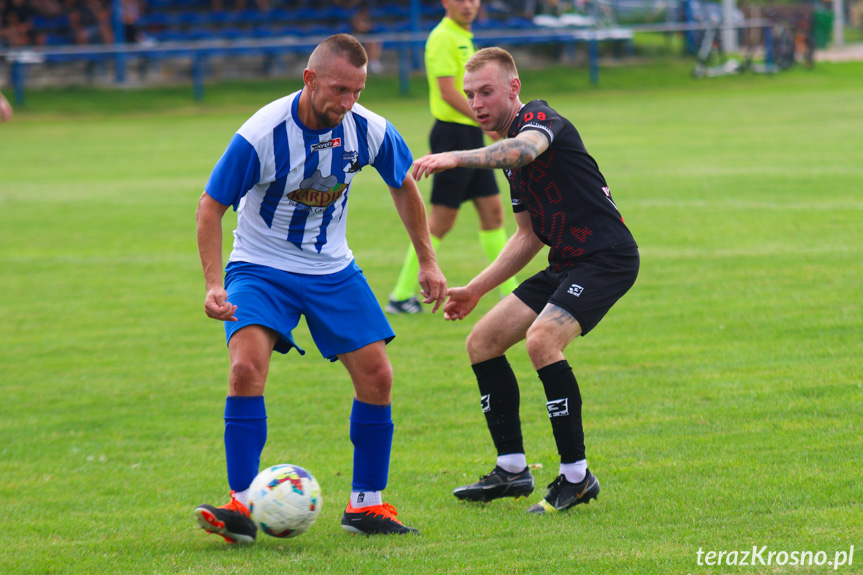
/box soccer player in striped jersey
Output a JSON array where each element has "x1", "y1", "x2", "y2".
[{"x1": 194, "y1": 34, "x2": 447, "y2": 542}]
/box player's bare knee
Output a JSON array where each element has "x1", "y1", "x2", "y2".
[
  {"x1": 429, "y1": 206, "x2": 458, "y2": 238},
  {"x1": 371, "y1": 362, "x2": 394, "y2": 389},
  {"x1": 465, "y1": 330, "x2": 481, "y2": 361},
  {"x1": 354, "y1": 362, "x2": 393, "y2": 399},
  {"x1": 523, "y1": 333, "x2": 542, "y2": 361},
  {"x1": 479, "y1": 211, "x2": 503, "y2": 230},
  {"x1": 355, "y1": 379, "x2": 392, "y2": 406},
  {"x1": 429, "y1": 221, "x2": 453, "y2": 239},
  {"x1": 466, "y1": 325, "x2": 504, "y2": 363},
  {"x1": 229, "y1": 357, "x2": 268, "y2": 391},
  {"x1": 524, "y1": 330, "x2": 559, "y2": 367}
]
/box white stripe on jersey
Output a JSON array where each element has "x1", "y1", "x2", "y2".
[{"x1": 218, "y1": 90, "x2": 406, "y2": 275}]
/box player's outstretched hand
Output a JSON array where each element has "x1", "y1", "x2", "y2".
[
  {"x1": 418, "y1": 263, "x2": 448, "y2": 313},
  {"x1": 411, "y1": 152, "x2": 459, "y2": 181},
  {"x1": 205, "y1": 286, "x2": 238, "y2": 322},
  {"x1": 443, "y1": 286, "x2": 481, "y2": 321}
]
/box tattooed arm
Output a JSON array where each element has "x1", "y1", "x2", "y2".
[{"x1": 411, "y1": 130, "x2": 549, "y2": 180}]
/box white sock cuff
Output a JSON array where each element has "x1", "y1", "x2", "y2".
[
  {"x1": 232, "y1": 489, "x2": 249, "y2": 506},
  {"x1": 350, "y1": 491, "x2": 382, "y2": 508},
  {"x1": 560, "y1": 459, "x2": 587, "y2": 483},
  {"x1": 497, "y1": 453, "x2": 528, "y2": 473}
]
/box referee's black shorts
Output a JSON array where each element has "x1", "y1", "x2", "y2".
[
  {"x1": 429, "y1": 120, "x2": 500, "y2": 209},
  {"x1": 513, "y1": 246, "x2": 640, "y2": 336}
]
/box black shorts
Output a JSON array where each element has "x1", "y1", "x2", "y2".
[
  {"x1": 513, "y1": 247, "x2": 639, "y2": 336},
  {"x1": 429, "y1": 121, "x2": 499, "y2": 208}
]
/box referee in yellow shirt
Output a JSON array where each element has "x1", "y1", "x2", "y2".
[{"x1": 387, "y1": 0, "x2": 517, "y2": 314}]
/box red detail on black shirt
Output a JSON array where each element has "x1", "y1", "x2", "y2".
[{"x1": 506, "y1": 100, "x2": 637, "y2": 271}]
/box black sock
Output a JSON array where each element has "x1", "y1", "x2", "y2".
[
  {"x1": 472, "y1": 356, "x2": 524, "y2": 457},
  {"x1": 537, "y1": 360, "x2": 585, "y2": 463}
]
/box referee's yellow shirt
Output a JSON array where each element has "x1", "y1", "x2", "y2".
[{"x1": 425, "y1": 17, "x2": 478, "y2": 126}]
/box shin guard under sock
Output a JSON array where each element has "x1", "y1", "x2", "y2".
[
  {"x1": 349, "y1": 400, "x2": 393, "y2": 492},
  {"x1": 472, "y1": 356, "x2": 524, "y2": 457},
  {"x1": 537, "y1": 360, "x2": 585, "y2": 463},
  {"x1": 224, "y1": 395, "x2": 268, "y2": 492}
]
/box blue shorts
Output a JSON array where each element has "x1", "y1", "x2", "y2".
[{"x1": 223, "y1": 260, "x2": 395, "y2": 361}]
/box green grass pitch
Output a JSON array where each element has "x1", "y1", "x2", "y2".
[{"x1": 1, "y1": 59, "x2": 861, "y2": 574}]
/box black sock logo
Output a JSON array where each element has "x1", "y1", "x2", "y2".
[
  {"x1": 546, "y1": 398, "x2": 569, "y2": 417},
  {"x1": 481, "y1": 394, "x2": 491, "y2": 413}
]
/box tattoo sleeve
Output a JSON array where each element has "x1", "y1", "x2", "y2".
[{"x1": 452, "y1": 135, "x2": 544, "y2": 169}]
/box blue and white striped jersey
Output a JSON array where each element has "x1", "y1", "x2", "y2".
[{"x1": 205, "y1": 90, "x2": 413, "y2": 274}]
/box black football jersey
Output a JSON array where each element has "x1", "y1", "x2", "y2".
[{"x1": 505, "y1": 100, "x2": 637, "y2": 271}]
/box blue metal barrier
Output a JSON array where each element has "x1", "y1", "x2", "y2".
[
  {"x1": 1, "y1": 21, "x2": 771, "y2": 105},
  {"x1": 2, "y1": 29, "x2": 624, "y2": 103}
]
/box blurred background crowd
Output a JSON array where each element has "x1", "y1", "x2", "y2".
[{"x1": 1, "y1": 0, "x2": 572, "y2": 48}]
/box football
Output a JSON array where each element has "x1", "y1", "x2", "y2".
[{"x1": 248, "y1": 464, "x2": 323, "y2": 538}]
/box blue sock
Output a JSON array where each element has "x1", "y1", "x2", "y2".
[
  {"x1": 349, "y1": 400, "x2": 393, "y2": 492},
  {"x1": 224, "y1": 395, "x2": 267, "y2": 493}
]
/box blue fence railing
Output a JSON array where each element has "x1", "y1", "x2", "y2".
[{"x1": 1, "y1": 21, "x2": 772, "y2": 106}]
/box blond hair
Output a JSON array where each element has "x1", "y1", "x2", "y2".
[{"x1": 465, "y1": 47, "x2": 519, "y2": 79}]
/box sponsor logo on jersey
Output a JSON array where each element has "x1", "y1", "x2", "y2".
[
  {"x1": 567, "y1": 283, "x2": 584, "y2": 297},
  {"x1": 546, "y1": 398, "x2": 569, "y2": 418},
  {"x1": 310, "y1": 138, "x2": 342, "y2": 152},
  {"x1": 288, "y1": 187, "x2": 346, "y2": 207},
  {"x1": 342, "y1": 151, "x2": 360, "y2": 173},
  {"x1": 287, "y1": 170, "x2": 348, "y2": 207}
]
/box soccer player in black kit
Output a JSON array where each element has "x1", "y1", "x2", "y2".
[{"x1": 412, "y1": 47, "x2": 639, "y2": 514}]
